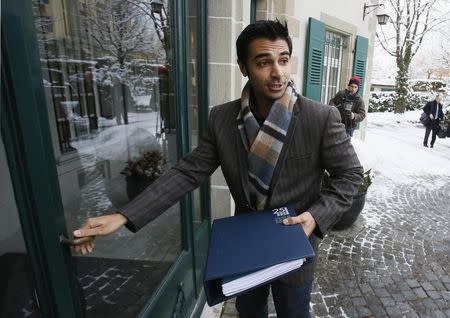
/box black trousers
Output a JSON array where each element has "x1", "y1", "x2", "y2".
[
  {"x1": 423, "y1": 120, "x2": 439, "y2": 146},
  {"x1": 235, "y1": 279, "x2": 313, "y2": 318}
]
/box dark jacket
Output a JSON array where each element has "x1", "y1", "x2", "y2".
[
  {"x1": 329, "y1": 89, "x2": 366, "y2": 129},
  {"x1": 423, "y1": 100, "x2": 444, "y2": 127},
  {"x1": 120, "y1": 96, "x2": 363, "y2": 285}
]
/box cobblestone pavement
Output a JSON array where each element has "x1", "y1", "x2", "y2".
[{"x1": 217, "y1": 174, "x2": 450, "y2": 318}]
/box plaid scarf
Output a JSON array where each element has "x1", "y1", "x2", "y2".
[{"x1": 237, "y1": 81, "x2": 298, "y2": 210}]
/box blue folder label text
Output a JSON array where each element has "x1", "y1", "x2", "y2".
[{"x1": 273, "y1": 206, "x2": 290, "y2": 223}]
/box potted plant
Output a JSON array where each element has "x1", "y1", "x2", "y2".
[
  {"x1": 322, "y1": 169, "x2": 374, "y2": 230},
  {"x1": 120, "y1": 149, "x2": 167, "y2": 200}
]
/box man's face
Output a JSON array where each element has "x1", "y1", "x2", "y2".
[
  {"x1": 238, "y1": 38, "x2": 291, "y2": 105},
  {"x1": 436, "y1": 95, "x2": 443, "y2": 103},
  {"x1": 348, "y1": 84, "x2": 359, "y2": 95}
]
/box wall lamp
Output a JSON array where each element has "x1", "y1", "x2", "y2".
[
  {"x1": 375, "y1": 13, "x2": 390, "y2": 25},
  {"x1": 363, "y1": 3, "x2": 390, "y2": 25}
]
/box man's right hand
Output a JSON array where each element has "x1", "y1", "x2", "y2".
[
  {"x1": 73, "y1": 213, "x2": 127, "y2": 255},
  {"x1": 430, "y1": 114, "x2": 434, "y2": 119}
]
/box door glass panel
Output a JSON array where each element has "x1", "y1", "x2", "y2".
[
  {"x1": 33, "y1": 0, "x2": 181, "y2": 316},
  {"x1": 188, "y1": 0, "x2": 209, "y2": 294},
  {"x1": 0, "y1": 139, "x2": 39, "y2": 317},
  {"x1": 187, "y1": 0, "x2": 203, "y2": 231}
]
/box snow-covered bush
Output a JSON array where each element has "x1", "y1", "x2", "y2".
[
  {"x1": 369, "y1": 91, "x2": 430, "y2": 112},
  {"x1": 405, "y1": 92, "x2": 430, "y2": 110},
  {"x1": 369, "y1": 91, "x2": 395, "y2": 112},
  {"x1": 369, "y1": 78, "x2": 447, "y2": 113}
]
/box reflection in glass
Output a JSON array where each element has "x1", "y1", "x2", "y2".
[
  {"x1": 33, "y1": 0, "x2": 181, "y2": 316},
  {"x1": 187, "y1": 0, "x2": 209, "y2": 294},
  {"x1": 187, "y1": 0, "x2": 204, "y2": 231}
]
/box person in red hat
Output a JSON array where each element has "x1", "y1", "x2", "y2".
[{"x1": 329, "y1": 76, "x2": 366, "y2": 136}]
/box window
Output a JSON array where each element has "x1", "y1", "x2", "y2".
[
  {"x1": 321, "y1": 31, "x2": 345, "y2": 104},
  {"x1": 304, "y1": 18, "x2": 368, "y2": 103}
]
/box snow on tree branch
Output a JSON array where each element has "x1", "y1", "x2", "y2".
[{"x1": 375, "y1": 0, "x2": 447, "y2": 113}]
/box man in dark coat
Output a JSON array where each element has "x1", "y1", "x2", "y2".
[
  {"x1": 423, "y1": 94, "x2": 444, "y2": 148},
  {"x1": 72, "y1": 20, "x2": 363, "y2": 317},
  {"x1": 329, "y1": 76, "x2": 366, "y2": 136}
]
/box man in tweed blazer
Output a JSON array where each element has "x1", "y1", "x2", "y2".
[{"x1": 74, "y1": 20, "x2": 363, "y2": 317}]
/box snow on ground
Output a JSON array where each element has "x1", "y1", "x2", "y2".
[
  {"x1": 353, "y1": 110, "x2": 450, "y2": 228},
  {"x1": 354, "y1": 110, "x2": 450, "y2": 184},
  {"x1": 71, "y1": 111, "x2": 161, "y2": 161}
]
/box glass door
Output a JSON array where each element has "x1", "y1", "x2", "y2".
[
  {"x1": 33, "y1": 0, "x2": 191, "y2": 316},
  {"x1": 2, "y1": 0, "x2": 208, "y2": 317}
]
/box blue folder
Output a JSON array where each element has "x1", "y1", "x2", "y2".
[{"x1": 203, "y1": 205, "x2": 315, "y2": 306}]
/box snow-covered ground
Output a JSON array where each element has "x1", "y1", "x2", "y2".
[
  {"x1": 354, "y1": 110, "x2": 449, "y2": 189},
  {"x1": 353, "y1": 110, "x2": 450, "y2": 229}
]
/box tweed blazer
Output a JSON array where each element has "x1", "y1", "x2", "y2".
[{"x1": 121, "y1": 95, "x2": 363, "y2": 284}]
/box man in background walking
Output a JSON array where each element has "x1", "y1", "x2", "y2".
[{"x1": 423, "y1": 94, "x2": 444, "y2": 148}]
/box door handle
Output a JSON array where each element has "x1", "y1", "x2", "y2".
[{"x1": 59, "y1": 235, "x2": 94, "y2": 246}]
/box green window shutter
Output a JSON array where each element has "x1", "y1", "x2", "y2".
[
  {"x1": 303, "y1": 17, "x2": 325, "y2": 101},
  {"x1": 352, "y1": 35, "x2": 369, "y2": 95}
]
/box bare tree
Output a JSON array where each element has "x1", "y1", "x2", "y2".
[
  {"x1": 376, "y1": 0, "x2": 449, "y2": 113},
  {"x1": 82, "y1": 0, "x2": 156, "y2": 124},
  {"x1": 411, "y1": 50, "x2": 440, "y2": 79},
  {"x1": 441, "y1": 54, "x2": 450, "y2": 67},
  {"x1": 83, "y1": 0, "x2": 151, "y2": 67},
  {"x1": 438, "y1": 42, "x2": 450, "y2": 71},
  {"x1": 123, "y1": 0, "x2": 171, "y2": 63}
]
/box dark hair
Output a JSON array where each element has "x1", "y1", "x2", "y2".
[{"x1": 236, "y1": 19, "x2": 292, "y2": 65}]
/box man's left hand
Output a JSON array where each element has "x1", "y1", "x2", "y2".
[
  {"x1": 282, "y1": 211, "x2": 316, "y2": 237},
  {"x1": 351, "y1": 112, "x2": 355, "y2": 120}
]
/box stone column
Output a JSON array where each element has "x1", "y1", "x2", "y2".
[{"x1": 208, "y1": 0, "x2": 250, "y2": 219}]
